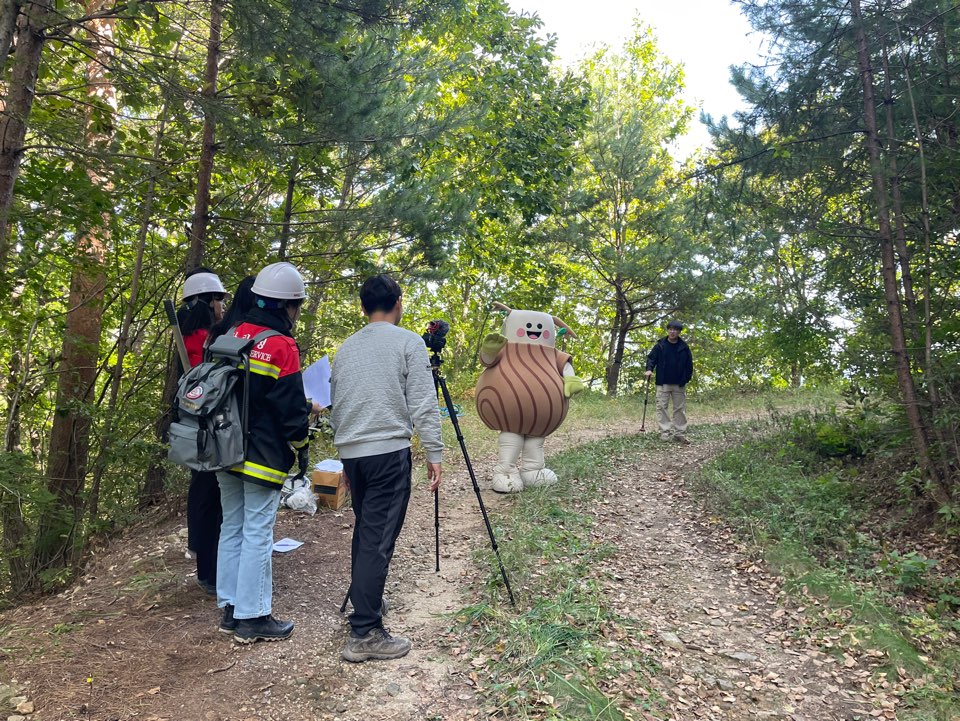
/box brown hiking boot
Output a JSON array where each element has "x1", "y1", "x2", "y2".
[{"x1": 341, "y1": 627, "x2": 411, "y2": 663}]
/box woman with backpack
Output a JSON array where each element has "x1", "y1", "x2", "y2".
[
  {"x1": 216, "y1": 262, "x2": 318, "y2": 644},
  {"x1": 177, "y1": 268, "x2": 228, "y2": 595}
]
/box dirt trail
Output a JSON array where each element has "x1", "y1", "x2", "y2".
[
  {"x1": 590, "y1": 437, "x2": 893, "y2": 721},
  {"x1": 0, "y1": 414, "x2": 897, "y2": 721}
]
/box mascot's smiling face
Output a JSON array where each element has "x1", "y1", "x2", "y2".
[{"x1": 502, "y1": 310, "x2": 557, "y2": 347}]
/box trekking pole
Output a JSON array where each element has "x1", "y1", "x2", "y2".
[
  {"x1": 640, "y1": 375, "x2": 651, "y2": 432},
  {"x1": 163, "y1": 299, "x2": 191, "y2": 372},
  {"x1": 431, "y1": 352, "x2": 516, "y2": 607}
]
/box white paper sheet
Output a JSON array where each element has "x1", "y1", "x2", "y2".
[
  {"x1": 313, "y1": 458, "x2": 343, "y2": 472},
  {"x1": 272, "y1": 537, "x2": 304, "y2": 553},
  {"x1": 302, "y1": 355, "x2": 331, "y2": 408}
]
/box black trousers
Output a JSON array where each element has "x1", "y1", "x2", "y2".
[
  {"x1": 344, "y1": 448, "x2": 412, "y2": 637},
  {"x1": 187, "y1": 470, "x2": 222, "y2": 587}
]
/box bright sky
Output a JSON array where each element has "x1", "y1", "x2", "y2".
[{"x1": 505, "y1": 0, "x2": 767, "y2": 158}]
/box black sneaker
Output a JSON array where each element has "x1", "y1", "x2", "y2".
[
  {"x1": 233, "y1": 614, "x2": 294, "y2": 644},
  {"x1": 218, "y1": 605, "x2": 237, "y2": 634},
  {"x1": 341, "y1": 627, "x2": 411, "y2": 663},
  {"x1": 196, "y1": 577, "x2": 216, "y2": 595}
]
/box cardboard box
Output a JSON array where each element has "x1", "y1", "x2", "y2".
[{"x1": 311, "y1": 470, "x2": 349, "y2": 510}]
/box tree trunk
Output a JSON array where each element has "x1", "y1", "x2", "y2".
[
  {"x1": 145, "y1": 0, "x2": 224, "y2": 504},
  {"x1": 0, "y1": 1, "x2": 50, "y2": 280},
  {"x1": 0, "y1": 0, "x2": 21, "y2": 79},
  {"x1": 278, "y1": 155, "x2": 299, "y2": 261},
  {"x1": 895, "y1": 27, "x2": 958, "y2": 476},
  {"x1": 851, "y1": 0, "x2": 943, "y2": 497},
  {"x1": 880, "y1": 44, "x2": 920, "y2": 352},
  {"x1": 604, "y1": 299, "x2": 623, "y2": 396},
  {"x1": 32, "y1": 2, "x2": 116, "y2": 577},
  {"x1": 605, "y1": 288, "x2": 634, "y2": 397},
  {"x1": 2, "y1": 345, "x2": 30, "y2": 593},
  {"x1": 186, "y1": 0, "x2": 224, "y2": 270}
]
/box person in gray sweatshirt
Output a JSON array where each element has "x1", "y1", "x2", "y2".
[{"x1": 331, "y1": 274, "x2": 443, "y2": 662}]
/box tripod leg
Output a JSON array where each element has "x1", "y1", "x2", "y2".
[
  {"x1": 434, "y1": 488, "x2": 440, "y2": 572},
  {"x1": 431, "y1": 369, "x2": 442, "y2": 574},
  {"x1": 435, "y1": 371, "x2": 516, "y2": 607}
]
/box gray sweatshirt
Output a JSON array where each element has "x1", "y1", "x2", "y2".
[{"x1": 330, "y1": 321, "x2": 443, "y2": 463}]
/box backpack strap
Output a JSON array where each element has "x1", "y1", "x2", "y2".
[{"x1": 249, "y1": 329, "x2": 281, "y2": 348}]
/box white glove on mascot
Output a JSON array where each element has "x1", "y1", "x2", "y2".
[{"x1": 475, "y1": 302, "x2": 585, "y2": 493}]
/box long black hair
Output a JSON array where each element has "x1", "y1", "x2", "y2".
[{"x1": 209, "y1": 275, "x2": 256, "y2": 343}]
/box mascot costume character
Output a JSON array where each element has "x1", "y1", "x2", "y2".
[{"x1": 475, "y1": 302, "x2": 585, "y2": 493}]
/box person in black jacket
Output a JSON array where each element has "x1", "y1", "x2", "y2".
[
  {"x1": 645, "y1": 320, "x2": 694, "y2": 444},
  {"x1": 215, "y1": 262, "x2": 320, "y2": 644}
]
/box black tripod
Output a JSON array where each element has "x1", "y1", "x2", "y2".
[{"x1": 429, "y1": 350, "x2": 515, "y2": 606}]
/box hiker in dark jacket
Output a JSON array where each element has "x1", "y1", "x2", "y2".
[
  {"x1": 215, "y1": 262, "x2": 320, "y2": 644},
  {"x1": 645, "y1": 320, "x2": 693, "y2": 444}
]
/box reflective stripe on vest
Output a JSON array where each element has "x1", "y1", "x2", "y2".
[
  {"x1": 230, "y1": 459, "x2": 287, "y2": 485},
  {"x1": 249, "y1": 358, "x2": 281, "y2": 379}
]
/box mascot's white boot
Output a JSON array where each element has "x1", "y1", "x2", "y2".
[
  {"x1": 492, "y1": 470, "x2": 523, "y2": 493},
  {"x1": 492, "y1": 432, "x2": 524, "y2": 494},
  {"x1": 519, "y1": 435, "x2": 557, "y2": 488},
  {"x1": 520, "y1": 468, "x2": 557, "y2": 488}
]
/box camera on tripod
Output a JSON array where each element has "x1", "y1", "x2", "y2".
[{"x1": 422, "y1": 319, "x2": 450, "y2": 354}]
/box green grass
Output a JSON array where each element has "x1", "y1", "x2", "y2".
[
  {"x1": 429, "y1": 386, "x2": 837, "y2": 464},
  {"x1": 695, "y1": 420, "x2": 960, "y2": 721}
]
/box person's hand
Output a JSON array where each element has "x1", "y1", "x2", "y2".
[
  {"x1": 297, "y1": 445, "x2": 310, "y2": 477},
  {"x1": 310, "y1": 401, "x2": 323, "y2": 416},
  {"x1": 427, "y1": 462, "x2": 442, "y2": 492},
  {"x1": 645, "y1": 370, "x2": 653, "y2": 379}
]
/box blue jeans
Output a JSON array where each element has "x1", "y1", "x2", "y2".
[{"x1": 216, "y1": 473, "x2": 281, "y2": 620}]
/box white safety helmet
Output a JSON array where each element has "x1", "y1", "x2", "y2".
[
  {"x1": 182, "y1": 271, "x2": 226, "y2": 301},
  {"x1": 252, "y1": 262, "x2": 306, "y2": 301}
]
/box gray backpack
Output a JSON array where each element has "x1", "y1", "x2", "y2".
[{"x1": 167, "y1": 329, "x2": 279, "y2": 472}]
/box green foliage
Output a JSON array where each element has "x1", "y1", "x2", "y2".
[
  {"x1": 550, "y1": 24, "x2": 708, "y2": 394},
  {"x1": 879, "y1": 551, "x2": 938, "y2": 594},
  {"x1": 708, "y1": 0, "x2": 960, "y2": 505}
]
